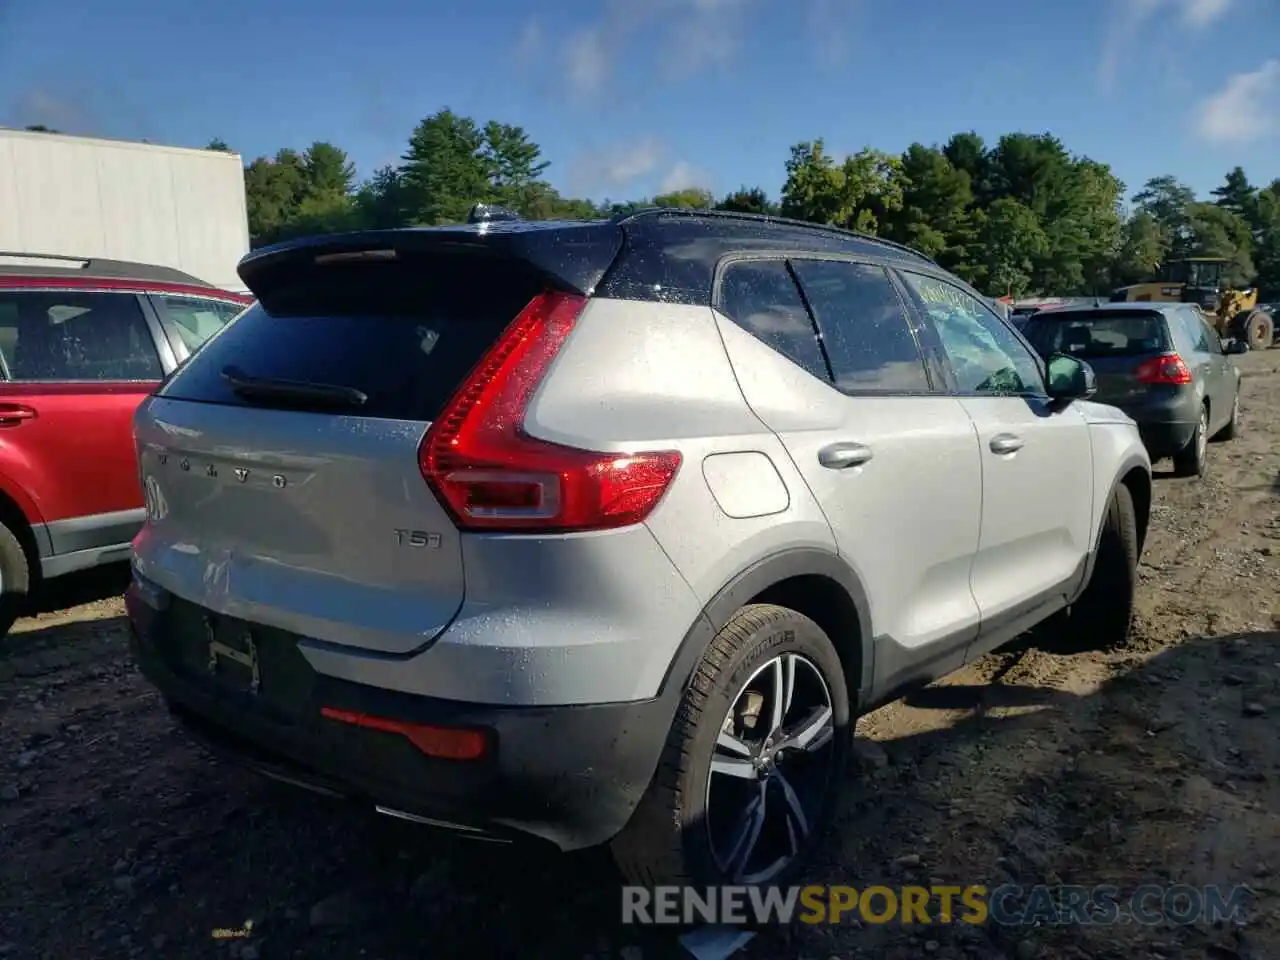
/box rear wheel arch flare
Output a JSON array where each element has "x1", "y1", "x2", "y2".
[
  {"x1": 661, "y1": 549, "x2": 872, "y2": 713},
  {"x1": 0, "y1": 488, "x2": 40, "y2": 582}
]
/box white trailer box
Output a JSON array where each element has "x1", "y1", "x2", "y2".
[{"x1": 0, "y1": 128, "x2": 250, "y2": 292}]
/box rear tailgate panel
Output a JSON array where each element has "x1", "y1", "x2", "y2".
[
  {"x1": 134, "y1": 224, "x2": 628, "y2": 657},
  {"x1": 134, "y1": 398, "x2": 462, "y2": 655}
]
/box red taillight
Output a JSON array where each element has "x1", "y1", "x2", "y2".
[
  {"x1": 320, "y1": 707, "x2": 489, "y2": 761},
  {"x1": 420, "y1": 290, "x2": 682, "y2": 533},
  {"x1": 1134, "y1": 353, "x2": 1193, "y2": 385}
]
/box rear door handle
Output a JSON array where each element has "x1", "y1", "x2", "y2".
[
  {"x1": 989, "y1": 434, "x2": 1024, "y2": 455},
  {"x1": 818, "y1": 442, "x2": 873, "y2": 469},
  {"x1": 0, "y1": 404, "x2": 37, "y2": 427}
]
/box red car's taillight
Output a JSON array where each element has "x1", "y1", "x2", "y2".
[
  {"x1": 419, "y1": 290, "x2": 682, "y2": 533},
  {"x1": 1134, "y1": 353, "x2": 1193, "y2": 385}
]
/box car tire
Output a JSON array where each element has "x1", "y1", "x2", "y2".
[
  {"x1": 1213, "y1": 391, "x2": 1240, "y2": 442},
  {"x1": 610, "y1": 603, "x2": 850, "y2": 888},
  {"x1": 0, "y1": 519, "x2": 31, "y2": 639},
  {"x1": 1049, "y1": 483, "x2": 1139, "y2": 653},
  {"x1": 1172, "y1": 405, "x2": 1208, "y2": 478}
]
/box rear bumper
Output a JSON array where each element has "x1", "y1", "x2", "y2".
[
  {"x1": 126, "y1": 579, "x2": 675, "y2": 852},
  {"x1": 1136, "y1": 420, "x2": 1197, "y2": 460},
  {"x1": 1111, "y1": 391, "x2": 1200, "y2": 461}
]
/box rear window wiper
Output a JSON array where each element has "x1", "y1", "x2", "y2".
[{"x1": 220, "y1": 365, "x2": 368, "y2": 409}]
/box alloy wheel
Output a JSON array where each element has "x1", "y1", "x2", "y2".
[{"x1": 704, "y1": 653, "x2": 836, "y2": 884}]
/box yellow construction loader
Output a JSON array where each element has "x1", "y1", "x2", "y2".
[{"x1": 1109, "y1": 257, "x2": 1275, "y2": 350}]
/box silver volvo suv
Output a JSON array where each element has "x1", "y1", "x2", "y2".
[{"x1": 127, "y1": 209, "x2": 1151, "y2": 887}]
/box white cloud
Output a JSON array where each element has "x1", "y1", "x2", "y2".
[
  {"x1": 565, "y1": 26, "x2": 609, "y2": 99},
  {"x1": 660, "y1": 0, "x2": 753, "y2": 79},
  {"x1": 658, "y1": 160, "x2": 714, "y2": 194},
  {"x1": 1195, "y1": 59, "x2": 1280, "y2": 143},
  {"x1": 525, "y1": 0, "x2": 757, "y2": 102},
  {"x1": 1180, "y1": 0, "x2": 1231, "y2": 26},
  {"x1": 514, "y1": 18, "x2": 543, "y2": 63},
  {"x1": 568, "y1": 137, "x2": 668, "y2": 196},
  {"x1": 1098, "y1": 0, "x2": 1233, "y2": 89},
  {"x1": 805, "y1": 0, "x2": 862, "y2": 66}
]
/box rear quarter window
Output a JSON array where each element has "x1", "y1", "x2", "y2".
[
  {"x1": 154, "y1": 296, "x2": 246, "y2": 353},
  {"x1": 716, "y1": 259, "x2": 828, "y2": 381}
]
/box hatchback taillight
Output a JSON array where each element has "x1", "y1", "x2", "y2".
[
  {"x1": 419, "y1": 291, "x2": 682, "y2": 533},
  {"x1": 1134, "y1": 353, "x2": 1193, "y2": 385}
]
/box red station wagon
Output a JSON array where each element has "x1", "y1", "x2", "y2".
[{"x1": 0, "y1": 253, "x2": 251, "y2": 634}]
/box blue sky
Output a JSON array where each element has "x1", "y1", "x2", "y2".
[{"x1": 1, "y1": 0, "x2": 1277, "y2": 204}]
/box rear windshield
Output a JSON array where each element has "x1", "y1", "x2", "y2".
[
  {"x1": 157, "y1": 254, "x2": 544, "y2": 421},
  {"x1": 1022, "y1": 311, "x2": 1169, "y2": 359}
]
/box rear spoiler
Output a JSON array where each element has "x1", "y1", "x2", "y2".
[{"x1": 236, "y1": 222, "x2": 625, "y2": 309}]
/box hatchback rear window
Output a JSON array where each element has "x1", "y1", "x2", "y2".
[
  {"x1": 157, "y1": 254, "x2": 545, "y2": 421},
  {"x1": 1022, "y1": 312, "x2": 1170, "y2": 359}
]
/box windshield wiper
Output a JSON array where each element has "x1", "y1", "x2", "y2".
[{"x1": 220, "y1": 365, "x2": 368, "y2": 409}]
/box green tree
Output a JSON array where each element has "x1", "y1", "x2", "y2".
[
  {"x1": 1184, "y1": 202, "x2": 1255, "y2": 287},
  {"x1": 779, "y1": 140, "x2": 846, "y2": 224},
  {"x1": 840, "y1": 149, "x2": 905, "y2": 233},
  {"x1": 302, "y1": 142, "x2": 356, "y2": 196},
  {"x1": 1111, "y1": 212, "x2": 1166, "y2": 287},
  {"x1": 1253, "y1": 180, "x2": 1280, "y2": 297},
  {"x1": 973, "y1": 198, "x2": 1049, "y2": 297},
  {"x1": 779, "y1": 142, "x2": 904, "y2": 233},
  {"x1": 1043, "y1": 158, "x2": 1126, "y2": 295},
  {"x1": 206, "y1": 139, "x2": 232, "y2": 153},
  {"x1": 941, "y1": 131, "x2": 990, "y2": 203},
  {"x1": 716, "y1": 187, "x2": 776, "y2": 215},
  {"x1": 481, "y1": 121, "x2": 550, "y2": 209},
  {"x1": 354, "y1": 165, "x2": 407, "y2": 229},
  {"x1": 882, "y1": 144, "x2": 974, "y2": 270},
  {"x1": 398, "y1": 109, "x2": 492, "y2": 225},
  {"x1": 23, "y1": 124, "x2": 58, "y2": 133},
  {"x1": 652, "y1": 188, "x2": 715, "y2": 209},
  {"x1": 1133, "y1": 175, "x2": 1197, "y2": 254},
  {"x1": 243, "y1": 149, "x2": 308, "y2": 245},
  {"x1": 505, "y1": 182, "x2": 600, "y2": 220},
  {"x1": 1211, "y1": 166, "x2": 1257, "y2": 228}
]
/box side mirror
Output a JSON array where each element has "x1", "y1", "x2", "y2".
[
  {"x1": 1225, "y1": 339, "x2": 1250, "y2": 355},
  {"x1": 1045, "y1": 353, "x2": 1097, "y2": 401}
]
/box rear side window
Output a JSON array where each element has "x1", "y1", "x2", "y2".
[
  {"x1": 1180, "y1": 309, "x2": 1214, "y2": 353},
  {"x1": 157, "y1": 255, "x2": 545, "y2": 421},
  {"x1": 1023, "y1": 312, "x2": 1170, "y2": 359},
  {"x1": 0, "y1": 291, "x2": 162, "y2": 381},
  {"x1": 790, "y1": 259, "x2": 930, "y2": 393},
  {"x1": 154, "y1": 295, "x2": 245, "y2": 352},
  {"x1": 717, "y1": 260, "x2": 828, "y2": 381}
]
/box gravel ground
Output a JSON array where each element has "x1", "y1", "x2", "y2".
[{"x1": 3, "y1": 352, "x2": 1280, "y2": 960}]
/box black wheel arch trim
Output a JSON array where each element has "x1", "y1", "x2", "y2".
[
  {"x1": 656, "y1": 547, "x2": 874, "y2": 708},
  {"x1": 1080, "y1": 454, "x2": 1151, "y2": 594}
]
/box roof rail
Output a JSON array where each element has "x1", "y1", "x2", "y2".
[
  {"x1": 0, "y1": 252, "x2": 211, "y2": 286},
  {"x1": 613, "y1": 207, "x2": 938, "y2": 266}
]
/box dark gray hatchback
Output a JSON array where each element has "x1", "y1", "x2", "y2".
[{"x1": 1021, "y1": 302, "x2": 1246, "y2": 477}]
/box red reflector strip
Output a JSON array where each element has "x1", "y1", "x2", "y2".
[{"x1": 320, "y1": 707, "x2": 489, "y2": 760}]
